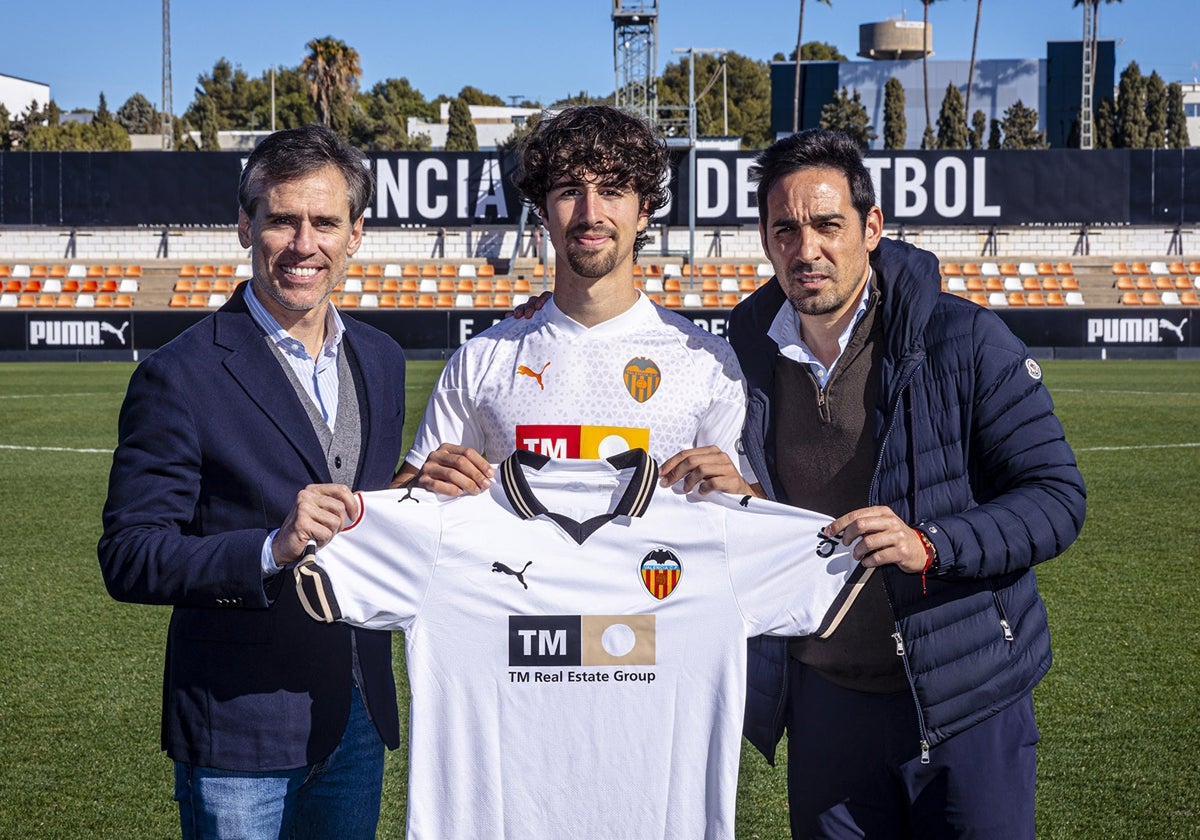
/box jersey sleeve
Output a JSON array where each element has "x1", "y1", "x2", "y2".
[
  {"x1": 294, "y1": 489, "x2": 442, "y2": 631},
  {"x1": 404, "y1": 346, "x2": 485, "y2": 468},
  {"x1": 692, "y1": 346, "x2": 758, "y2": 484},
  {"x1": 714, "y1": 493, "x2": 861, "y2": 637}
]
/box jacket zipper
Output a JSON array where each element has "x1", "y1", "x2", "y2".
[
  {"x1": 873, "y1": 356, "x2": 932, "y2": 763},
  {"x1": 992, "y1": 591, "x2": 1015, "y2": 642}
]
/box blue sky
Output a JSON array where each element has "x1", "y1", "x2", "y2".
[{"x1": 5, "y1": 0, "x2": 1196, "y2": 115}]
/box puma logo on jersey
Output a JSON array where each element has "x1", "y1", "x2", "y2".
[
  {"x1": 516, "y1": 361, "x2": 551, "y2": 390},
  {"x1": 493, "y1": 561, "x2": 532, "y2": 589},
  {"x1": 398, "y1": 487, "x2": 421, "y2": 504}
]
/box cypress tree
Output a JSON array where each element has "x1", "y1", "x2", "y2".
[
  {"x1": 883, "y1": 77, "x2": 907, "y2": 150},
  {"x1": 935, "y1": 83, "x2": 969, "y2": 149}
]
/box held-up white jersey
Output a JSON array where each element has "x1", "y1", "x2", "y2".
[
  {"x1": 405, "y1": 292, "x2": 749, "y2": 467},
  {"x1": 296, "y1": 450, "x2": 865, "y2": 840}
]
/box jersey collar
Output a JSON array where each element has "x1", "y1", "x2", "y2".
[{"x1": 499, "y1": 449, "x2": 658, "y2": 544}]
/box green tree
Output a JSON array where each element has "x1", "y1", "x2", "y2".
[
  {"x1": 987, "y1": 118, "x2": 1002, "y2": 149},
  {"x1": 200, "y1": 96, "x2": 220, "y2": 150},
  {"x1": 455, "y1": 86, "x2": 505, "y2": 107},
  {"x1": 353, "y1": 77, "x2": 436, "y2": 151},
  {"x1": 935, "y1": 83, "x2": 969, "y2": 149},
  {"x1": 185, "y1": 59, "x2": 269, "y2": 131},
  {"x1": 819, "y1": 87, "x2": 875, "y2": 150},
  {"x1": 970, "y1": 109, "x2": 987, "y2": 149},
  {"x1": 883, "y1": 77, "x2": 907, "y2": 149},
  {"x1": 267, "y1": 66, "x2": 317, "y2": 129},
  {"x1": 1144, "y1": 71, "x2": 1168, "y2": 148},
  {"x1": 173, "y1": 115, "x2": 198, "y2": 151},
  {"x1": 1166, "y1": 82, "x2": 1189, "y2": 149},
  {"x1": 116, "y1": 93, "x2": 158, "y2": 134},
  {"x1": 25, "y1": 116, "x2": 131, "y2": 151},
  {"x1": 0, "y1": 104, "x2": 10, "y2": 150},
  {"x1": 95, "y1": 92, "x2": 111, "y2": 126},
  {"x1": 921, "y1": 124, "x2": 936, "y2": 150},
  {"x1": 658, "y1": 51, "x2": 772, "y2": 148},
  {"x1": 791, "y1": 0, "x2": 834, "y2": 133},
  {"x1": 1115, "y1": 61, "x2": 1147, "y2": 148},
  {"x1": 302, "y1": 37, "x2": 362, "y2": 129},
  {"x1": 999, "y1": 100, "x2": 1047, "y2": 149},
  {"x1": 787, "y1": 41, "x2": 848, "y2": 61},
  {"x1": 1094, "y1": 97, "x2": 1116, "y2": 147},
  {"x1": 445, "y1": 98, "x2": 478, "y2": 151}
]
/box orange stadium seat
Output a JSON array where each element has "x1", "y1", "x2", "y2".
[
  {"x1": 169, "y1": 294, "x2": 188, "y2": 308},
  {"x1": 114, "y1": 294, "x2": 134, "y2": 308},
  {"x1": 1130, "y1": 262, "x2": 1149, "y2": 275},
  {"x1": 105, "y1": 265, "x2": 123, "y2": 278},
  {"x1": 1061, "y1": 276, "x2": 1080, "y2": 291},
  {"x1": 1025, "y1": 292, "x2": 1046, "y2": 307},
  {"x1": 55, "y1": 294, "x2": 75, "y2": 308},
  {"x1": 1175, "y1": 276, "x2": 1193, "y2": 291},
  {"x1": 100, "y1": 279, "x2": 119, "y2": 294},
  {"x1": 346, "y1": 264, "x2": 364, "y2": 278},
  {"x1": 1135, "y1": 276, "x2": 1154, "y2": 291},
  {"x1": 941, "y1": 263, "x2": 962, "y2": 276},
  {"x1": 364, "y1": 264, "x2": 384, "y2": 278},
  {"x1": 31, "y1": 266, "x2": 48, "y2": 279},
  {"x1": 491, "y1": 293, "x2": 511, "y2": 309},
  {"x1": 1180, "y1": 291, "x2": 1200, "y2": 306},
  {"x1": 396, "y1": 294, "x2": 417, "y2": 308},
  {"x1": 961, "y1": 263, "x2": 981, "y2": 276},
  {"x1": 663, "y1": 293, "x2": 683, "y2": 308},
  {"x1": 967, "y1": 292, "x2": 989, "y2": 307},
  {"x1": 1023, "y1": 277, "x2": 1041, "y2": 291},
  {"x1": 1006, "y1": 293, "x2": 1026, "y2": 307},
  {"x1": 721, "y1": 293, "x2": 741, "y2": 308},
  {"x1": 378, "y1": 294, "x2": 398, "y2": 309},
  {"x1": 477, "y1": 264, "x2": 496, "y2": 279},
  {"x1": 1111, "y1": 262, "x2": 1128, "y2": 275},
  {"x1": 1056, "y1": 262, "x2": 1074, "y2": 275},
  {"x1": 94, "y1": 294, "x2": 115, "y2": 308},
  {"x1": 1168, "y1": 261, "x2": 1187, "y2": 275},
  {"x1": 473, "y1": 294, "x2": 493, "y2": 308},
  {"x1": 179, "y1": 265, "x2": 197, "y2": 278},
  {"x1": 1187, "y1": 262, "x2": 1200, "y2": 275},
  {"x1": 1045, "y1": 292, "x2": 1066, "y2": 306},
  {"x1": 197, "y1": 265, "x2": 216, "y2": 278},
  {"x1": 1115, "y1": 276, "x2": 1135, "y2": 290},
  {"x1": 1141, "y1": 292, "x2": 1161, "y2": 306},
  {"x1": 1041, "y1": 277, "x2": 1060, "y2": 291},
  {"x1": 1119, "y1": 292, "x2": 1141, "y2": 306},
  {"x1": 49, "y1": 265, "x2": 68, "y2": 279},
  {"x1": 400, "y1": 278, "x2": 419, "y2": 293},
  {"x1": 124, "y1": 265, "x2": 143, "y2": 278},
  {"x1": 1154, "y1": 277, "x2": 1173, "y2": 290},
  {"x1": 999, "y1": 263, "x2": 1018, "y2": 276}
]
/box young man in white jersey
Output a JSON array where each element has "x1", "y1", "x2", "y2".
[{"x1": 394, "y1": 105, "x2": 753, "y2": 494}]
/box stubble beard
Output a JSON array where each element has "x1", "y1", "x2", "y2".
[{"x1": 563, "y1": 223, "x2": 622, "y2": 279}]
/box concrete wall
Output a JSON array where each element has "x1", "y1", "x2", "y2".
[{"x1": 1, "y1": 224, "x2": 1195, "y2": 264}]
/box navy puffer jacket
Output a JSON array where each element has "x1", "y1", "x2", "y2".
[{"x1": 732, "y1": 237, "x2": 1086, "y2": 763}]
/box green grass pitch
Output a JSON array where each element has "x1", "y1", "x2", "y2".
[{"x1": 0, "y1": 359, "x2": 1196, "y2": 837}]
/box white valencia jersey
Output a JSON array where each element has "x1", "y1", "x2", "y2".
[
  {"x1": 406, "y1": 292, "x2": 749, "y2": 466},
  {"x1": 296, "y1": 451, "x2": 865, "y2": 840}
]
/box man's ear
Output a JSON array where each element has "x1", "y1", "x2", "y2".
[
  {"x1": 864, "y1": 206, "x2": 884, "y2": 253},
  {"x1": 237, "y1": 208, "x2": 252, "y2": 249}
]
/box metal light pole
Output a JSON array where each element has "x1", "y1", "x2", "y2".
[{"x1": 671, "y1": 47, "x2": 726, "y2": 271}]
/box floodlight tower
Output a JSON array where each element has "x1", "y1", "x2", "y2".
[
  {"x1": 1079, "y1": 0, "x2": 1096, "y2": 149},
  {"x1": 612, "y1": 1, "x2": 658, "y2": 123},
  {"x1": 161, "y1": 0, "x2": 174, "y2": 150}
]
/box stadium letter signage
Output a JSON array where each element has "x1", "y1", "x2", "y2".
[
  {"x1": 368, "y1": 153, "x2": 522, "y2": 225},
  {"x1": 1086, "y1": 315, "x2": 1192, "y2": 346}
]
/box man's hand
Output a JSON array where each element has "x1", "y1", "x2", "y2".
[
  {"x1": 507, "y1": 290, "x2": 552, "y2": 320},
  {"x1": 393, "y1": 443, "x2": 494, "y2": 496},
  {"x1": 272, "y1": 484, "x2": 360, "y2": 568},
  {"x1": 825, "y1": 506, "x2": 927, "y2": 573},
  {"x1": 658, "y1": 446, "x2": 759, "y2": 496}
]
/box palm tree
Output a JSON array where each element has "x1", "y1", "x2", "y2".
[
  {"x1": 1072, "y1": 0, "x2": 1123, "y2": 148},
  {"x1": 919, "y1": 0, "x2": 944, "y2": 147},
  {"x1": 302, "y1": 37, "x2": 362, "y2": 127},
  {"x1": 791, "y1": 0, "x2": 833, "y2": 133},
  {"x1": 964, "y1": 0, "x2": 983, "y2": 115}
]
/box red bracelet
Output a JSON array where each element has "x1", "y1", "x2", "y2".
[{"x1": 914, "y1": 528, "x2": 935, "y2": 595}]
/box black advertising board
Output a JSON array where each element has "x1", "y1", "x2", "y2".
[{"x1": 3, "y1": 149, "x2": 1197, "y2": 228}]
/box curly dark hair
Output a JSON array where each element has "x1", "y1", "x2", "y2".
[{"x1": 514, "y1": 106, "x2": 669, "y2": 258}]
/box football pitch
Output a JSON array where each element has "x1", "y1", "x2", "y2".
[{"x1": 0, "y1": 359, "x2": 1197, "y2": 838}]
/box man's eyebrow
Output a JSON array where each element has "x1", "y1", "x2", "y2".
[{"x1": 771, "y1": 212, "x2": 845, "y2": 229}]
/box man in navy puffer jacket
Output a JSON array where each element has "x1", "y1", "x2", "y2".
[{"x1": 732, "y1": 129, "x2": 1086, "y2": 839}]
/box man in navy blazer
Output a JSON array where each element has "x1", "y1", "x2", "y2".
[{"x1": 99, "y1": 125, "x2": 405, "y2": 838}]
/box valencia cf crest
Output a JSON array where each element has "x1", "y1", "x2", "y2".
[
  {"x1": 624, "y1": 357, "x2": 661, "y2": 403},
  {"x1": 640, "y1": 547, "x2": 682, "y2": 600}
]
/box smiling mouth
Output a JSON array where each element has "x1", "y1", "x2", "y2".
[{"x1": 281, "y1": 265, "x2": 320, "y2": 279}]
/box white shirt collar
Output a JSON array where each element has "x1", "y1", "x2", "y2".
[
  {"x1": 766, "y1": 272, "x2": 873, "y2": 385},
  {"x1": 245, "y1": 282, "x2": 345, "y2": 362}
]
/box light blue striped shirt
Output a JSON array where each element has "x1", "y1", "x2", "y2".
[{"x1": 245, "y1": 285, "x2": 345, "y2": 432}]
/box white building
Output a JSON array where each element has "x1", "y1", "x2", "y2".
[
  {"x1": 408, "y1": 103, "x2": 542, "y2": 151},
  {"x1": 0, "y1": 72, "x2": 51, "y2": 118},
  {"x1": 1182, "y1": 82, "x2": 1200, "y2": 148}
]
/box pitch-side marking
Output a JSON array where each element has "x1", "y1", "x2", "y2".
[
  {"x1": 0, "y1": 444, "x2": 111, "y2": 454},
  {"x1": 0, "y1": 392, "x2": 109, "y2": 400},
  {"x1": 1075, "y1": 442, "x2": 1200, "y2": 453}
]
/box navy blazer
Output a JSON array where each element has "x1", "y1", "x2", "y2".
[{"x1": 99, "y1": 283, "x2": 405, "y2": 772}]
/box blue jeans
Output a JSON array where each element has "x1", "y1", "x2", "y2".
[{"x1": 174, "y1": 686, "x2": 385, "y2": 840}]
